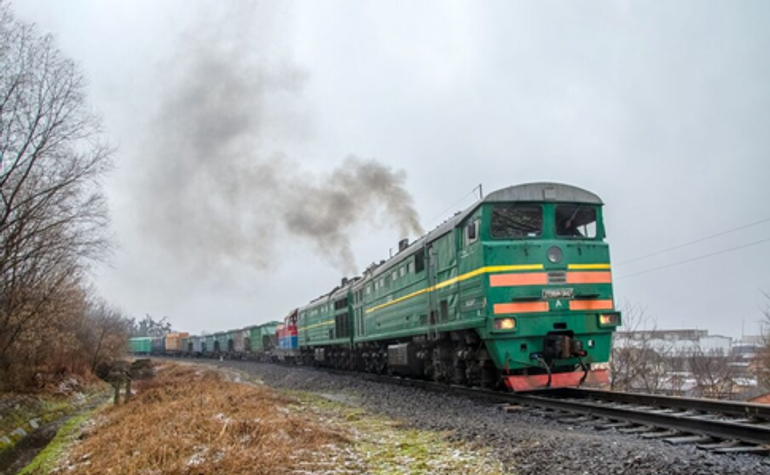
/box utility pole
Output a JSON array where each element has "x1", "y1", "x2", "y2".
[{"x1": 475, "y1": 183, "x2": 484, "y2": 199}]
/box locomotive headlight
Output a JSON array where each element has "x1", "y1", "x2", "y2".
[
  {"x1": 598, "y1": 313, "x2": 620, "y2": 327},
  {"x1": 547, "y1": 246, "x2": 563, "y2": 263},
  {"x1": 494, "y1": 318, "x2": 516, "y2": 330}
]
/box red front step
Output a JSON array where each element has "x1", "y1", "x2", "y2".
[{"x1": 504, "y1": 369, "x2": 609, "y2": 392}]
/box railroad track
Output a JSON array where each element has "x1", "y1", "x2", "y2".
[
  {"x1": 344, "y1": 371, "x2": 770, "y2": 456},
  {"x1": 503, "y1": 388, "x2": 770, "y2": 455}
]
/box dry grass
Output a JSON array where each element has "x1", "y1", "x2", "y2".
[{"x1": 57, "y1": 364, "x2": 348, "y2": 475}]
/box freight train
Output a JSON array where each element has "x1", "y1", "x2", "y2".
[{"x1": 130, "y1": 183, "x2": 621, "y2": 391}]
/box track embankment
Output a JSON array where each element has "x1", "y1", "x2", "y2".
[
  {"x1": 28, "y1": 361, "x2": 503, "y2": 474},
  {"x1": 204, "y1": 359, "x2": 770, "y2": 475}
]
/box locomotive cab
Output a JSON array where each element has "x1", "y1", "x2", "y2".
[{"x1": 467, "y1": 183, "x2": 621, "y2": 391}]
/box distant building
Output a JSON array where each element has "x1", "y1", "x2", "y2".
[
  {"x1": 612, "y1": 329, "x2": 762, "y2": 399},
  {"x1": 620, "y1": 329, "x2": 707, "y2": 341},
  {"x1": 614, "y1": 329, "x2": 732, "y2": 355},
  {"x1": 733, "y1": 336, "x2": 763, "y2": 359},
  {"x1": 731, "y1": 335, "x2": 765, "y2": 379},
  {"x1": 737, "y1": 335, "x2": 765, "y2": 346}
]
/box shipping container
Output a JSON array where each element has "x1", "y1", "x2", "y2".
[
  {"x1": 214, "y1": 332, "x2": 228, "y2": 354},
  {"x1": 203, "y1": 334, "x2": 215, "y2": 354},
  {"x1": 164, "y1": 332, "x2": 190, "y2": 353},
  {"x1": 189, "y1": 335, "x2": 203, "y2": 354},
  {"x1": 151, "y1": 336, "x2": 165, "y2": 354},
  {"x1": 180, "y1": 336, "x2": 191, "y2": 353},
  {"x1": 232, "y1": 329, "x2": 247, "y2": 353},
  {"x1": 129, "y1": 337, "x2": 152, "y2": 355}
]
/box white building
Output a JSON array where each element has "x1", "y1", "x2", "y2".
[{"x1": 614, "y1": 329, "x2": 732, "y2": 355}]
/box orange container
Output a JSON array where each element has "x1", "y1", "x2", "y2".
[{"x1": 164, "y1": 332, "x2": 190, "y2": 352}]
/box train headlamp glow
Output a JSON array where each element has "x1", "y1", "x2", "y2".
[
  {"x1": 547, "y1": 246, "x2": 563, "y2": 263},
  {"x1": 494, "y1": 318, "x2": 516, "y2": 330},
  {"x1": 598, "y1": 313, "x2": 620, "y2": 327}
]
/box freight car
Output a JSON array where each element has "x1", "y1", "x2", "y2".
[
  {"x1": 129, "y1": 337, "x2": 152, "y2": 355},
  {"x1": 246, "y1": 322, "x2": 280, "y2": 358},
  {"x1": 134, "y1": 183, "x2": 622, "y2": 391},
  {"x1": 164, "y1": 332, "x2": 189, "y2": 355},
  {"x1": 150, "y1": 336, "x2": 165, "y2": 356},
  {"x1": 129, "y1": 321, "x2": 281, "y2": 361}
]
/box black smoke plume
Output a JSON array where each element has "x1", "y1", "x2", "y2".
[{"x1": 139, "y1": 3, "x2": 422, "y2": 275}]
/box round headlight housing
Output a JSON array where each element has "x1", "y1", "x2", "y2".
[{"x1": 547, "y1": 245, "x2": 563, "y2": 263}]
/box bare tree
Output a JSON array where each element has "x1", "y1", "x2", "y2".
[
  {"x1": 756, "y1": 290, "x2": 770, "y2": 388},
  {"x1": 0, "y1": 2, "x2": 113, "y2": 385},
  {"x1": 611, "y1": 303, "x2": 653, "y2": 389},
  {"x1": 130, "y1": 314, "x2": 173, "y2": 338},
  {"x1": 610, "y1": 302, "x2": 681, "y2": 394},
  {"x1": 687, "y1": 344, "x2": 737, "y2": 399},
  {"x1": 81, "y1": 298, "x2": 132, "y2": 372}
]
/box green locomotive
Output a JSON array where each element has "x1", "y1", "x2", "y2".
[{"x1": 298, "y1": 182, "x2": 620, "y2": 391}]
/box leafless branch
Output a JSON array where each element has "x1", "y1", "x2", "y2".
[{"x1": 0, "y1": 2, "x2": 116, "y2": 388}]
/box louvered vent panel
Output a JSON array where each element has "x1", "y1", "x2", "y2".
[{"x1": 547, "y1": 271, "x2": 567, "y2": 284}]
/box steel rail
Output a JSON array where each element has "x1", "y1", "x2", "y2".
[
  {"x1": 346, "y1": 371, "x2": 770, "y2": 448},
  {"x1": 552, "y1": 388, "x2": 770, "y2": 420},
  {"x1": 502, "y1": 393, "x2": 770, "y2": 447}
]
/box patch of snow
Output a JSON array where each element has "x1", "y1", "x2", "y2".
[{"x1": 213, "y1": 413, "x2": 232, "y2": 424}]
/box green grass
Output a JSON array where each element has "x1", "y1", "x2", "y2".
[
  {"x1": 0, "y1": 398, "x2": 73, "y2": 454},
  {"x1": 0, "y1": 399, "x2": 68, "y2": 435},
  {"x1": 17, "y1": 405, "x2": 102, "y2": 475},
  {"x1": 0, "y1": 382, "x2": 110, "y2": 454}
]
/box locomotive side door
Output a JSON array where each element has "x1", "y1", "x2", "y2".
[{"x1": 426, "y1": 243, "x2": 439, "y2": 340}]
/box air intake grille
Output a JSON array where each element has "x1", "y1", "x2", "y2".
[{"x1": 547, "y1": 271, "x2": 567, "y2": 284}]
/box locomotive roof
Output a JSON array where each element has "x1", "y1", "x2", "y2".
[
  {"x1": 365, "y1": 182, "x2": 603, "y2": 280},
  {"x1": 422, "y1": 182, "x2": 602, "y2": 245},
  {"x1": 484, "y1": 182, "x2": 603, "y2": 205}
]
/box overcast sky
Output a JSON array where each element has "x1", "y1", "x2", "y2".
[{"x1": 13, "y1": 1, "x2": 770, "y2": 338}]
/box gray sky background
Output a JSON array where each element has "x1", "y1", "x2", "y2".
[{"x1": 13, "y1": 1, "x2": 770, "y2": 338}]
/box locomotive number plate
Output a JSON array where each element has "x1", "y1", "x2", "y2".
[{"x1": 542, "y1": 288, "x2": 574, "y2": 299}]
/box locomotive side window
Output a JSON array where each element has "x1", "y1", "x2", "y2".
[
  {"x1": 465, "y1": 219, "x2": 479, "y2": 245},
  {"x1": 490, "y1": 205, "x2": 542, "y2": 238},
  {"x1": 555, "y1": 204, "x2": 597, "y2": 238},
  {"x1": 414, "y1": 249, "x2": 425, "y2": 273}
]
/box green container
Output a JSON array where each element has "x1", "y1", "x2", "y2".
[
  {"x1": 129, "y1": 337, "x2": 152, "y2": 355},
  {"x1": 214, "y1": 332, "x2": 229, "y2": 353},
  {"x1": 249, "y1": 322, "x2": 280, "y2": 352},
  {"x1": 203, "y1": 335, "x2": 215, "y2": 354}
]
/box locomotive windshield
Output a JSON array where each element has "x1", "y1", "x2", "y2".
[
  {"x1": 555, "y1": 204, "x2": 597, "y2": 238},
  {"x1": 490, "y1": 204, "x2": 542, "y2": 238}
]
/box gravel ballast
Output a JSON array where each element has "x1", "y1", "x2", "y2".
[{"x1": 205, "y1": 360, "x2": 770, "y2": 475}]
